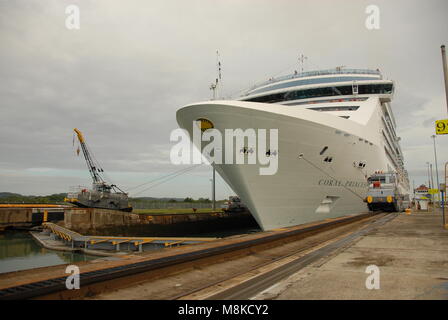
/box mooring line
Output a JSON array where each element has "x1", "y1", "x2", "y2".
[{"x1": 298, "y1": 154, "x2": 366, "y2": 200}]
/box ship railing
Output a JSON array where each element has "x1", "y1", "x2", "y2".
[{"x1": 241, "y1": 68, "x2": 382, "y2": 96}]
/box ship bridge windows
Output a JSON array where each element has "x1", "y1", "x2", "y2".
[
  {"x1": 247, "y1": 76, "x2": 380, "y2": 96},
  {"x1": 308, "y1": 106, "x2": 359, "y2": 112},
  {"x1": 358, "y1": 84, "x2": 393, "y2": 94},
  {"x1": 242, "y1": 83, "x2": 393, "y2": 104},
  {"x1": 368, "y1": 176, "x2": 386, "y2": 183},
  {"x1": 287, "y1": 97, "x2": 367, "y2": 106}
]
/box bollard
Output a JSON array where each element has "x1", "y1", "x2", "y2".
[{"x1": 43, "y1": 210, "x2": 48, "y2": 223}]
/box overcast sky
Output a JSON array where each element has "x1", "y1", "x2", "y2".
[{"x1": 1, "y1": 0, "x2": 447, "y2": 198}]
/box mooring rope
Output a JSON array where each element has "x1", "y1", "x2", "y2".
[{"x1": 298, "y1": 154, "x2": 366, "y2": 200}]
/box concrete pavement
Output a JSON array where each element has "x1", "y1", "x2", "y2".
[{"x1": 255, "y1": 210, "x2": 448, "y2": 300}]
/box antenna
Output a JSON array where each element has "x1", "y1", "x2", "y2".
[
  {"x1": 210, "y1": 50, "x2": 222, "y2": 100},
  {"x1": 210, "y1": 81, "x2": 217, "y2": 100},
  {"x1": 298, "y1": 54, "x2": 307, "y2": 73}
]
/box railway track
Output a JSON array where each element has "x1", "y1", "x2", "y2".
[
  {"x1": 0, "y1": 211, "x2": 391, "y2": 300},
  {"x1": 171, "y1": 212, "x2": 395, "y2": 300}
]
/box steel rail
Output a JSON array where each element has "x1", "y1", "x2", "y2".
[{"x1": 207, "y1": 213, "x2": 396, "y2": 300}]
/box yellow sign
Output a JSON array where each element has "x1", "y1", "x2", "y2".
[
  {"x1": 435, "y1": 119, "x2": 448, "y2": 135},
  {"x1": 429, "y1": 188, "x2": 439, "y2": 194}
]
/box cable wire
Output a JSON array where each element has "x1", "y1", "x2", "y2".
[
  {"x1": 131, "y1": 164, "x2": 203, "y2": 197},
  {"x1": 299, "y1": 155, "x2": 366, "y2": 200},
  {"x1": 126, "y1": 164, "x2": 203, "y2": 192}
]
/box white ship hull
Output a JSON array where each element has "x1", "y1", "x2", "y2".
[{"x1": 177, "y1": 99, "x2": 393, "y2": 230}]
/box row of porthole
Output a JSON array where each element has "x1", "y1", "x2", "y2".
[
  {"x1": 240, "y1": 147, "x2": 278, "y2": 157},
  {"x1": 320, "y1": 144, "x2": 367, "y2": 167}
]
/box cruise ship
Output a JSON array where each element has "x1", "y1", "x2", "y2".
[{"x1": 176, "y1": 67, "x2": 410, "y2": 230}]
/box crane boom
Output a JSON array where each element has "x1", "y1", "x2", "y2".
[{"x1": 74, "y1": 128, "x2": 104, "y2": 185}]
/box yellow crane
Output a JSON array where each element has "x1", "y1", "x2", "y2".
[{"x1": 65, "y1": 128, "x2": 132, "y2": 212}]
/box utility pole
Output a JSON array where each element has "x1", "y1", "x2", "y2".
[
  {"x1": 431, "y1": 135, "x2": 441, "y2": 206},
  {"x1": 430, "y1": 163, "x2": 435, "y2": 191},
  {"x1": 212, "y1": 166, "x2": 216, "y2": 211},
  {"x1": 430, "y1": 163, "x2": 435, "y2": 211},
  {"x1": 427, "y1": 162, "x2": 432, "y2": 188},
  {"x1": 413, "y1": 180, "x2": 415, "y2": 206},
  {"x1": 441, "y1": 45, "x2": 448, "y2": 114},
  {"x1": 445, "y1": 162, "x2": 448, "y2": 227},
  {"x1": 445, "y1": 162, "x2": 448, "y2": 204}
]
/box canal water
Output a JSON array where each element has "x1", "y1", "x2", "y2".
[{"x1": 0, "y1": 231, "x2": 97, "y2": 274}]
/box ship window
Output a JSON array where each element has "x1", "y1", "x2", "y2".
[
  {"x1": 319, "y1": 146, "x2": 328, "y2": 155},
  {"x1": 368, "y1": 176, "x2": 386, "y2": 183},
  {"x1": 358, "y1": 83, "x2": 393, "y2": 94},
  {"x1": 339, "y1": 116, "x2": 350, "y2": 119},
  {"x1": 286, "y1": 97, "x2": 368, "y2": 106},
  {"x1": 243, "y1": 83, "x2": 393, "y2": 104},
  {"x1": 308, "y1": 106, "x2": 359, "y2": 112}
]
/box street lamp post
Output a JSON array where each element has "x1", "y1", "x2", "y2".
[
  {"x1": 430, "y1": 163, "x2": 435, "y2": 211},
  {"x1": 211, "y1": 166, "x2": 216, "y2": 211},
  {"x1": 431, "y1": 135, "x2": 441, "y2": 206},
  {"x1": 430, "y1": 163, "x2": 435, "y2": 190},
  {"x1": 441, "y1": 45, "x2": 448, "y2": 114},
  {"x1": 445, "y1": 162, "x2": 448, "y2": 204},
  {"x1": 444, "y1": 162, "x2": 448, "y2": 227}
]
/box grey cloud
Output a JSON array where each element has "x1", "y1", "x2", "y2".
[{"x1": 1, "y1": 0, "x2": 447, "y2": 196}]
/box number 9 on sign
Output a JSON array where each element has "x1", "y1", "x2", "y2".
[{"x1": 435, "y1": 119, "x2": 448, "y2": 135}]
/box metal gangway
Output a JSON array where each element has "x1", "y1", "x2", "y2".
[{"x1": 42, "y1": 223, "x2": 217, "y2": 253}]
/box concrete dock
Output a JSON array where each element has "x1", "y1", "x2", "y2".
[
  {"x1": 0, "y1": 206, "x2": 65, "y2": 231},
  {"x1": 0, "y1": 205, "x2": 258, "y2": 236},
  {"x1": 1, "y1": 210, "x2": 447, "y2": 300},
  {"x1": 64, "y1": 207, "x2": 257, "y2": 237},
  {"x1": 255, "y1": 210, "x2": 448, "y2": 300}
]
